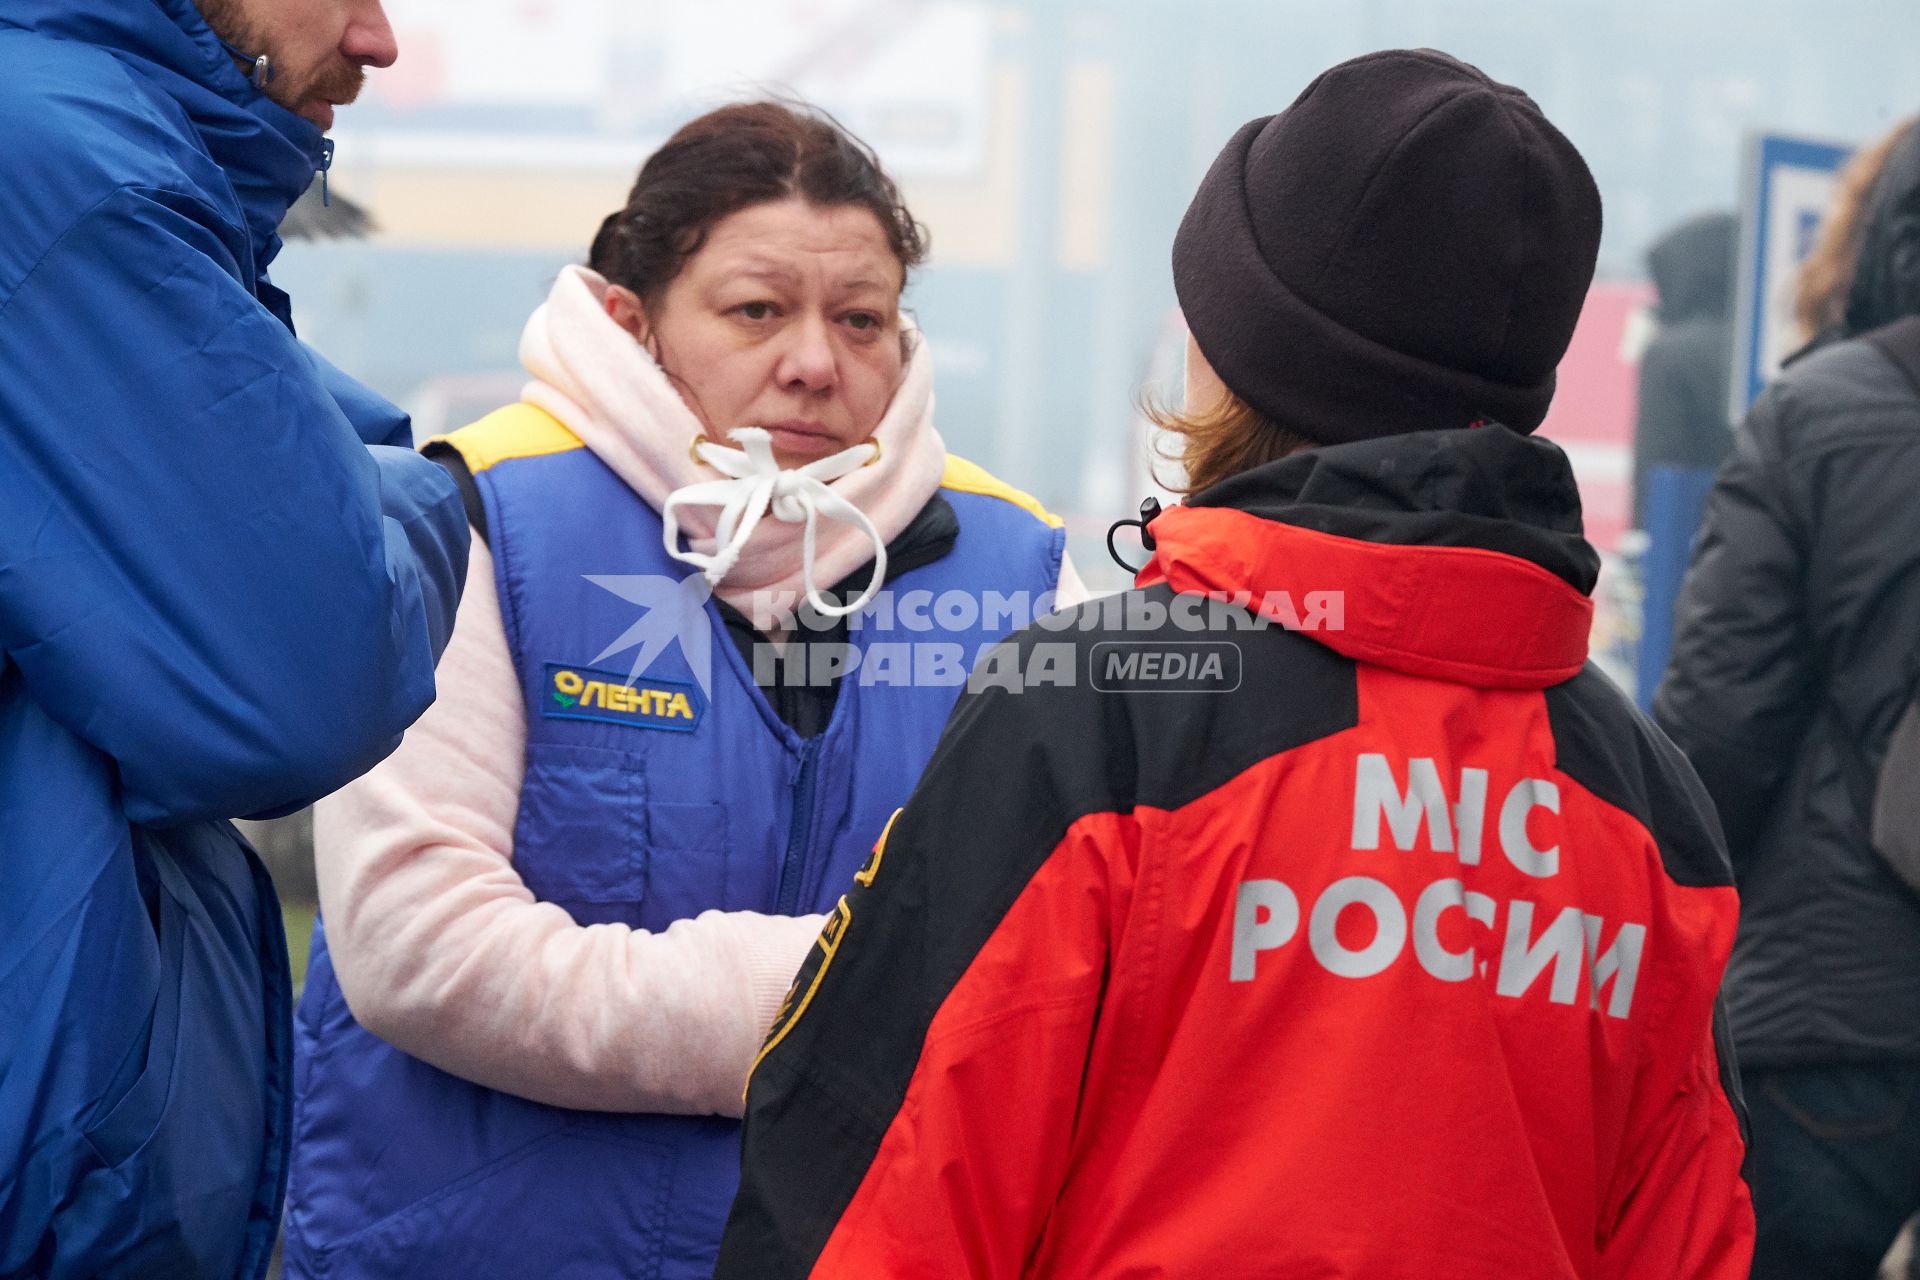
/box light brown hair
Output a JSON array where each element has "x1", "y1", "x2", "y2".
[
  {"x1": 1794, "y1": 117, "x2": 1920, "y2": 343},
  {"x1": 1146, "y1": 392, "x2": 1317, "y2": 495}
]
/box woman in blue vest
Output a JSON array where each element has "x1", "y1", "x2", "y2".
[{"x1": 280, "y1": 101, "x2": 1077, "y2": 1278}]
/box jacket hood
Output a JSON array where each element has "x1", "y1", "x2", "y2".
[
  {"x1": 1647, "y1": 212, "x2": 1736, "y2": 323},
  {"x1": 1842, "y1": 121, "x2": 1920, "y2": 339},
  {"x1": 1138, "y1": 426, "x2": 1598, "y2": 689},
  {"x1": 2, "y1": 0, "x2": 328, "y2": 274},
  {"x1": 514, "y1": 266, "x2": 949, "y2": 628}
]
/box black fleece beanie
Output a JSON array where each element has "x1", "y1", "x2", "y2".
[{"x1": 1173, "y1": 48, "x2": 1602, "y2": 445}]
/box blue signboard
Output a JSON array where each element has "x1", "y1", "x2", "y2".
[{"x1": 1728, "y1": 132, "x2": 1856, "y2": 421}]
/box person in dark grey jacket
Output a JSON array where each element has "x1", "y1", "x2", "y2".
[
  {"x1": 1632, "y1": 211, "x2": 1736, "y2": 529},
  {"x1": 1654, "y1": 118, "x2": 1920, "y2": 1280}
]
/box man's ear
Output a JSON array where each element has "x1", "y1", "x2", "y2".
[{"x1": 603, "y1": 284, "x2": 649, "y2": 341}]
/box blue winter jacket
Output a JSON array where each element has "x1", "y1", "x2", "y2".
[{"x1": 0, "y1": 2, "x2": 469, "y2": 1277}]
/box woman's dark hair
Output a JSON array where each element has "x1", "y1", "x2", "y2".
[{"x1": 589, "y1": 101, "x2": 929, "y2": 313}]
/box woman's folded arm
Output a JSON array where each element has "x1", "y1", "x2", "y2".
[{"x1": 314, "y1": 533, "x2": 822, "y2": 1117}]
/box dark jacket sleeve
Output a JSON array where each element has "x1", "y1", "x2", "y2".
[
  {"x1": 1652, "y1": 386, "x2": 1814, "y2": 861},
  {"x1": 717, "y1": 660, "x2": 1118, "y2": 1278},
  {"x1": 0, "y1": 185, "x2": 468, "y2": 827}
]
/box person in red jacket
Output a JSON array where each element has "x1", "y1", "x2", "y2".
[{"x1": 716, "y1": 49, "x2": 1755, "y2": 1279}]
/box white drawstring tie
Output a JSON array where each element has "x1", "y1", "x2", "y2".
[{"x1": 661, "y1": 428, "x2": 886, "y2": 619}]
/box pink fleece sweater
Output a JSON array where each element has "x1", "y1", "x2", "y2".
[
  {"x1": 315, "y1": 538, "x2": 835, "y2": 1114},
  {"x1": 317, "y1": 537, "x2": 1086, "y2": 1115},
  {"x1": 314, "y1": 271, "x2": 1088, "y2": 1116}
]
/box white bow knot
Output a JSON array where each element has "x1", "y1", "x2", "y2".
[{"x1": 660, "y1": 428, "x2": 887, "y2": 619}]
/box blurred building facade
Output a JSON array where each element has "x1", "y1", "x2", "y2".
[{"x1": 272, "y1": 0, "x2": 1920, "y2": 543}]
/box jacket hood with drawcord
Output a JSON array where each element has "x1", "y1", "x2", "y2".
[
  {"x1": 512, "y1": 266, "x2": 949, "y2": 625},
  {"x1": 719, "y1": 425, "x2": 1752, "y2": 1279},
  {"x1": 0, "y1": 3, "x2": 472, "y2": 1276},
  {"x1": 1140, "y1": 425, "x2": 1599, "y2": 690},
  {"x1": 0, "y1": 0, "x2": 327, "y2": 281}
]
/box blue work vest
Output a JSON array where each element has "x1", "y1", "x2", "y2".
[{"x1": 283, "y1": 406, "x2": 1065, "y2": 1279}]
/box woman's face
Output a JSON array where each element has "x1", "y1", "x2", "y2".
[{"x1": 606, "y1": 197, "x2": 907, "y2": 467}]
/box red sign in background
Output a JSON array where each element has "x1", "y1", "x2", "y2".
[{"x1": 1536, "y1": 282, "x2": 1656, "y2": 554}]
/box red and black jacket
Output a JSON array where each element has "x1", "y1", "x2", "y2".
[{"x1": 718, "y1": 426, "x2": 1754, "y2": 1279}]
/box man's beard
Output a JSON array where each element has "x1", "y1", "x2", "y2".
[
  {"x1": 194, "y1": 0, "x2": 367, "y2": 118},
  {"x1": 195, "y1": 0, "x2": 268, "y2": 69}
]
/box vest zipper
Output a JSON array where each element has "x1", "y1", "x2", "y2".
[{"x1": 775, "y1": 739, "x2": 821, "y2": 915}]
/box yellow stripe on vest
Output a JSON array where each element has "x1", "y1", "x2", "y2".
[
  {"x1": 940, "y1": 455, "x2": 1064, "y2": 529},
  {"x1": 427, "y1": 403, "x2": 584, "y2": 474}
]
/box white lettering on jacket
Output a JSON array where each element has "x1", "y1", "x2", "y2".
[
  {"x1": 1352, "y1": 753, "x2": 1558, "y2": 876},
  {"x1": 1226, "y1": 753, "x2": 1649, "y2": 1019}
]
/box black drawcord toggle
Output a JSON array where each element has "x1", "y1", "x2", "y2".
[
  {"x1": 215, "y1": 36, "x2": 274, "y2": 89},
  {"x1": 1106, "y1": 497, "x2": 1164, "y2": 575},
  {"x1": 318, "y1": 138, "x2": 336, "y2": 207}
]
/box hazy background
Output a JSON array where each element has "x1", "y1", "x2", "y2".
[
  {"x1": 274, "y1": 0, "x2": 1920, "y2": 571},
  {"x1": 254, "y1": 20, "x2": 1920, "y2": 1270}
]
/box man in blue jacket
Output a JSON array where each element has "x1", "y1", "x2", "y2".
[{"x1": 0, "y1": 2, "x2": 467, "y2": 1276}]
